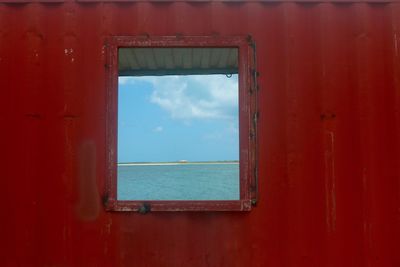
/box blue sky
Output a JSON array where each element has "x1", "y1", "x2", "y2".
[{"x1": 117, "y1": 74, "x2": 239, "y2": 163}]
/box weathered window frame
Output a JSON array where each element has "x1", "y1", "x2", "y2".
[{"x1": 104, "y1": 35, "x2": 258, "y2": 212}]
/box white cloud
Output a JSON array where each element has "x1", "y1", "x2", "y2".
[
  {"x1": 153, "y1": 126, "x2": 163, "y2": 132},
  {"x1": 118, "y1": 77, "x2": 129, "y2": 85},
  {"x1": 119, "y1": 76, "x2": 157, "y2": 86},
  {"x1": 118, "y1": 75, "x2": 238, "y2": 121},
  {"x1": 132, "y1": 75, "x2": 238, "y2": 121}
]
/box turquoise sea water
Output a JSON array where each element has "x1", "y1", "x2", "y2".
[{"x1": 117, "y1": 163, "x2": 239, "y2": 200}]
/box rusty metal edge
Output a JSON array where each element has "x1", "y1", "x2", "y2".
[
  {"x1": 105, "y1": 199, "x2": 252, "y2": 212},
  {"x1": 104, "y1": 35, "x2": 255, "y2": 212}
]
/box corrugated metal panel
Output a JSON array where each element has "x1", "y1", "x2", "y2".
[{"x1": 0, "y1": 1, "x2": 399, "y2": 267}]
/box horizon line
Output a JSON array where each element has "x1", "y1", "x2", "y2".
[{"x1": 118, "y1": 160, "x2": 239, "y2": 166}]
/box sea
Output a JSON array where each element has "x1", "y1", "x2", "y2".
[{"x1": 117, "y1": 163, "x2": 239, "y2": 200}]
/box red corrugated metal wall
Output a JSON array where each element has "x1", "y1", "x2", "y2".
[{"x1": 0, "y1": 1, "x2": 399, "y2": 266}]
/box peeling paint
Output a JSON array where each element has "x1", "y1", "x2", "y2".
[{"x1": 64, "y1": 48, "x2": 74, "y2": 55}]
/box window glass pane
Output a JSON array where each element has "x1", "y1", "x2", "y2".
[{"x1": 117, "y1": 48, "x2": 239, "y2": 200}]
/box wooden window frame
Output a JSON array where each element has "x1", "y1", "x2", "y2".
[{"x1": 104, "y1": 35, "x2": 258, "y2": 212}]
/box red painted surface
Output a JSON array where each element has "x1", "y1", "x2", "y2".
[{"x1": 0, "y1": 1, "x2": 399, "y2": 266}]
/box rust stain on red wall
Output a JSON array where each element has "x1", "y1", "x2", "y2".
[{"x1": 0, "y1": 1, "x2": 399, "y2": 266}]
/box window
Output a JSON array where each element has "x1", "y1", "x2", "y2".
[{"x1": 104, "y1": 36, "x2": 257, "y2": 212}]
